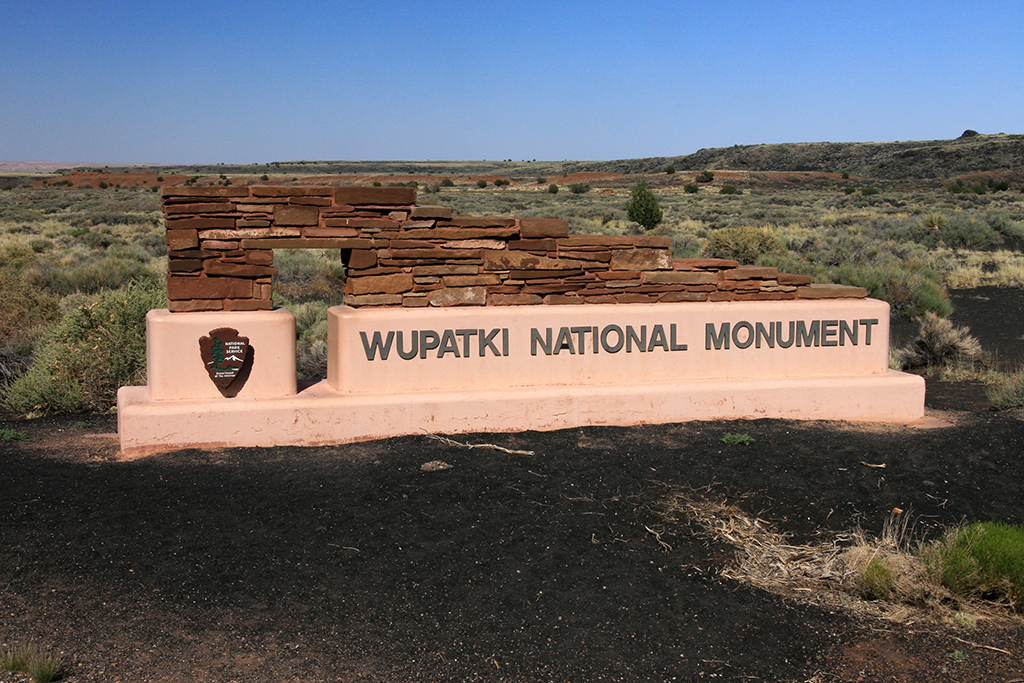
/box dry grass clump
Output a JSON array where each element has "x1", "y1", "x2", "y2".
[
  {"x1": 659, "y1": 489, "x2": 1022, "y2": 625},
  {"x1": 893, "y1": 312, "x2": 985, "y2": 372}
]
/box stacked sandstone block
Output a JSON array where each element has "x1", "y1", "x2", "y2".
[{"x1": 163, "y1": 185, "x2": 867, "y2": 311}]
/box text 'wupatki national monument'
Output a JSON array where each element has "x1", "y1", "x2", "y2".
[{"x1": 116, "y1": 185, "x2": 925, "y2": 456}]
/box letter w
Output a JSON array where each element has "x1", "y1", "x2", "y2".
[{"x1": 359, "y1": 331, "x2": 394, "y2": 360}]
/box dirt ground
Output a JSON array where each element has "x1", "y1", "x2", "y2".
[{"x1": 1, "y1": 288, "x2": 1023, "y2": 682}]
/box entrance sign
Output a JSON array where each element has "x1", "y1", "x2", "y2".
[{"x1": 116, "y1": 185, "x2": 926, "y2": 457}]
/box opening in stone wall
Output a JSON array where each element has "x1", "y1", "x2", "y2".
[{"x1": 271, "y1": 248, "x2": 346, "y2": 381}]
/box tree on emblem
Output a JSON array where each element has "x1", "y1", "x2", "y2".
[{"x1": 210, "y1": 337, "x2": 229, "y2": 369}]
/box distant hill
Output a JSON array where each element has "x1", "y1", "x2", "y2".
[
  {"x1": 19, "y1": 132, "x2": 1024, "y2": 182},
  {"x1": 592, "y1": 132, "x2": 1024, "y2": 180}
]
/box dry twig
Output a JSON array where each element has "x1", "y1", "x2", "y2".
[{"x1": 421, "y1": 431, "x2": 534, "y2": 455}]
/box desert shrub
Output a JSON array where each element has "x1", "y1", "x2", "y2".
[
  {"x1": 535, "y1": 177, "x2": 546, "y2": 184},
  {"x1": 3, "y1": 280, "x2": 164, "y2": 415},
  {"x1": 494, "y1": 178, "x2": 510, "y2": 187},
  {"x1": 684, "y1": 182, "x2": 699, "y2": 194},
  {"x1": 441, "y1": 177, "x2": 455, "y2": 187},
  {"x1": 719, "y1": 185, "x2": 742, "y2": 195},
  {"x1": 0, "y1": 271, "x2": 61, "y2": 346},
  {"x1": 844, "y1": 186, "x2": 857, "y2": 195},
  {"x1": 548, "y1": 183, "x2": 559, "y2": 194},
  {"x1": 893, "y1": 312, "x2": 983, "y2": 371},
  {"x1": 292, "y1": 300, "x2": 330, "y2": 380},
  {"x1": 273, "y1": 249, "x2": 346, "y2": 305},
  {"x1": 703, "y1": 226, "x2": 785, "y2": 264},
  {"x1": 25, "y1": 254, "x2": 160, "y2": 296},
  {"x1": 625, "y1": 179, "x2": 663, "y2": 231},
  {"x1": 860, "y1": 557, "x2": 897, "y2": 600},
  {"x1": 476, "y1": 179, "x2": 487, "y2": 188},
  {"x1": 1, "y1": 642, "x2": 63, "y2": 682},
  {"x1": 568, "y1": 182, "x2": 591, "y2": 194},
  {"x1": 988, "y1": 367, "x2": 1024, "y2": 410},
  {"x1": 665, "y1": 164, "x2": 675, "y2": 174},
  {"x1": 834, "y1": 263, "x2": 951, "y2": 318},
  {"x1": 920, "y1": 522, "x2": 1024, "y2": 611},
  {"x1": 261, "y1": 174, "x2": 269, "y2": 181},
  {"x1": 860, "y1": 186, "x2": 880, "y2": 196},
  {"x1": 696, "y1": 170, "x2": 714, "y2": 183}
]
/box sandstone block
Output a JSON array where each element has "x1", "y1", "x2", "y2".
[
  {"x1": 392, "y1": 248, "x2": 483, "y2": 260},
  {"x1": 796, "y1": 284, "x2": 868, "y2": 299},
  {"x1": 204, "y1": 262, "x2": 275, "y2": 278},
  {"x1": 343, "y1": 293, "x2": 403, "y2": 307},
  {"x1": 345, "y1": 273, "x2": 415, "y2": 295},
  {"x1": 443, "y1": 274, "x2": 502, "y2": 287},
  {"x1": 609, "y1": 249, "x2": 673, "y2": 271},
  {"x1": 633, "y1": 235, "x2": 672, "y2": 249},
  {"x1": 722, "y1": 266, "x2": 779, "y2": 280},
  {"x1": 583, "y1": 295, "x2": 618, "y2": 304},
  {"x1": 251, "y1": 186, "x2": 333, "y2": 197},
  {"x1": 303, "y1": 227, "x2": 359, "y2": 238},
  {"x1": 410, "y1": 206, "x2": 452, "y2": 219},
  {"x1": 489, "y1": 293, "x2": 543, "y2": 306},
  {"x1": 166, "y1": 230, "x2": 199, "y2": 250},
  {"x1": 168, "y1": 259, "x2": 203, "y2": 273},
  {"x1": 557, "y1": 235, "x2": 633, "y2": 248},
  {"x1": 445, "y1": 239, "x2": 506, "y2": 250},
  {"x1": 509, "y1": 239, "x2": 557, "y2": 251},
  {"x1": 659, "y1": 291, "x2": 709, "y2": 302},
  {"x1": 245, "y1": 250, "x2": 274, "y2": 265},
  {"x1": 642, "y1": 271, "x2": 717, "y2": 285},
  {"x1": 543, "y1": 294, "x2": 585, "y2": 305},
  {"x1": 509, "y1": 269, "x2": 585, "y2": 280},
  {"x1": 442, "y1": 216, "x2": 517, "y2": 229},
  {"x1": 165, "y1": 202, "x2": 236, "y2": 215},
  {"x1": 274, "y1": 205, "x2": 319, "y2": 226},
  {"x1": 614, "y1": 293, "x2": 657, "y2": 304},
  {"x1": 162, "y1": 186, "x2": 249, "y2": 198},
  {"x1": 347, "y1": 249, "x2": 378, "y2": 270},
  {"x1": 411, "y1": 265, "x2": 480, "y2": 276},
  {"x1": 165, "y1": 217, "x2": 235, "y2": 231},
  {"x1": 483, "y1": 251, "x2": 582, "y2": 271},
  {"x1": 710, "y1": 291, "x2": 733, "y2": 301},
  {"x1": 335, "y1": 187, "x2": 416, "y2": 206},
  {"x1": 167, "y1": 276, "x2": 255, "y2": 300},
  {"x1": 200, "y1": 228, "x2": 301, "y2": 239},
  {"x1": 778, "y1": 273, "x2": 814, "y2": 286},
  {"x1": 400, "y1": 227, "x2": 519, "y2": 239},
  {"x1": 428, "y1": 287, "x2": 488, "y2": 307},
  {"x1": 521, "y1": 218, "x2": 568, "y2": 238},
  {"x1": 322, "y1": 217, "x2": 401, "y2": 229},
  {"x1": 674, "y1": 258, "x2": 739, "y2": 270},
  {"x1": 403, "y1": 297, "x2": 431, "y2": 308},
  {"x1": 224, "y1": 298, "x2": 274, "y2": 311},
  {"x1": 201, "y1": 240, "x2": 239, "y2": 250},
  {"x1": 168, "y1": 299, "x2": 225, "y2": 312}
]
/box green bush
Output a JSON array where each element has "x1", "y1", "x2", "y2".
[
  {"x1": 861, "y1": 558, "x2": 897, "y2": 600},
  {"x1": 703, "y1": 226, "x2": 784, "y2": 264},
  {"x1": 476, "y1": 179, "x2": 487, "y2": 188},
  {"x1": 921, "y1": 521, "x2": 1024, "y2": 611},
  {"x1": 568, "y1": 182, "x2": 591, "y2": 194},
  {"x1": 536, "y1": 177, "x2": 546, "y2": 184},
  {"x1": 683, "y1": 182, "x2": 699, "y2": 194},
  {"x1": 625, "y1": 179, "x2": 663, "y2": 231},
  {"x1": 665, "y1": 164, "x2": 675, "y2": 174},
  {"x1": 696, "y1": 170, "x2": 714, "y2": 183},
  {"x1": 3, "y1": 280, "x2": 165, "y2": 415},
  {"x1": 494, "y1": 178, "x2": 510, "y2": 187},
  {"x1": 548, "y1": 183, "x2": 559, "y2": 194},
  {"x1": 719, "y1": 185, "x2": 742, "y2": 195},
  {"x1": 441, "y1": 177, "x2": 455, "y2": 187},
  {"x1": 861, "y1": 186, "x2": 881, "y2": 196}
]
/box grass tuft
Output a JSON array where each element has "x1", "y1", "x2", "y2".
[{"x1": 0, "y1": 643, "x2": 63, "y2": 682}]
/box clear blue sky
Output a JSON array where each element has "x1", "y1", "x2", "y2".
[{"x1": 2, "y1": 0, "x2": 1021, "y2": 164}]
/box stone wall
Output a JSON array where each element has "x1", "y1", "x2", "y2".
[{"x1": 163, "y1": 185, "x2": 867, "y2": 311}]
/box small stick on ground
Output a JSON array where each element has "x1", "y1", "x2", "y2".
[
  {"x1": 948, "y1": 634, "x2": 1014, "y2": 656},
  {"x1": 422, "y1": 431, "x2": 534, "y2": 456}
]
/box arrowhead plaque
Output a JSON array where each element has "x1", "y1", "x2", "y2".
[{"x1": 199, "y1": 328, "x2": 252, "y2": 395}]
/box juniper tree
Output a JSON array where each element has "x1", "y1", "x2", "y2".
[{"x1": 626, "y1": 179, "x2": 663, "y2": 231}]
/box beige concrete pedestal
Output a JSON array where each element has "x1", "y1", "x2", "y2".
[{"x1": 118, "y1": 300, "x2": 926, "y2": 457}]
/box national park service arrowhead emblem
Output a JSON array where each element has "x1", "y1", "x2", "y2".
[{"x1": 199, "y1": 328, "x2": 252, "y2": 395}]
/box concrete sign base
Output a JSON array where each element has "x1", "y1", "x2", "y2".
[{"x1": 117, "y1": 301, "x2": 925, "y2": 457}]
